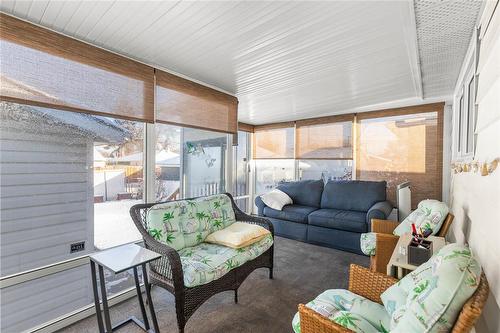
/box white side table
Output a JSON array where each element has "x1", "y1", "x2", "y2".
[
  {"x1": 89, "y1": 243, "x2": 161, "y2": 333},
  {"x1": 387, "y1": 233, "x2": 446, "y2": 279}
]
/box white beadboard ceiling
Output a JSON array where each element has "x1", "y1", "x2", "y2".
[{"x1": 0, "y1": 0, "x2": 482, "y2": 125}]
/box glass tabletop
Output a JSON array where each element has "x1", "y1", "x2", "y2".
[{"x1": 89, "y1": 243, "x2": 161, "y2": 274}]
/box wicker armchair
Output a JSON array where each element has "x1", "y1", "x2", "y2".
[
  {"x1": 130, "y1": 193, "x2": 274, "y2": 333},
  {"x1": 370, "y1": 213, "x2": 454, "y2": 273},
  {"x1": 299, "y1": 264, "x2": 489, "y2": 333}
]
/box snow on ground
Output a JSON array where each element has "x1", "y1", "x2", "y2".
[{"x1": 94, "y1": 200, "x2": 142, "y2": 250}]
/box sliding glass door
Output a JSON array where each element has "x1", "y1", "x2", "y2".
[
  {"x1": 182, "y1": 128, "x2": 228, "y2": 198},
  {"x1": 233, "y1": 131, "x2": 251, "y2": 212}
]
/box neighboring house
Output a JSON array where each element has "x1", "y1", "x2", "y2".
[{"x1": 0, "y1": 102, "x2": 129, "y2": 332}]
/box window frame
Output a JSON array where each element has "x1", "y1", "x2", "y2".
[
  {"x1": 453, "y1": 61, "x2": 477, "y2": 160},
  {"x1": 452, "y1": 26, "x2": 479, "y2": 161}
]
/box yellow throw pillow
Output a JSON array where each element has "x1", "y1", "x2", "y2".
[{"x1": 205, "y1": 222, "x2": 271, "y2": 249}]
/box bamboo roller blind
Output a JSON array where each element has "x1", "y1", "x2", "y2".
[
  {"x1": 253, "y1": 122, "x2": 295, "y2": 159},
  {"x1": 0, "y1": 13, "x2": 155, "y2": 122},
  {"x1": 356, "y1": 103, "x2": 444, "y2": 208},
  {"x1": 155, "y1": 70, "x2": 238, "y2": 134},
  {"x1": 0, "y1": 13, "x2": 239, "y2": 132},
  {"x1": 296, "y1": 114, "x2": 354, "y2": 159}
]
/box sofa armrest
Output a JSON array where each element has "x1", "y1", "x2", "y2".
[
  {"x1": 348, "y1": 264, "x2": 398, "y2": 304},
  {"x1": 366, "y1": 200, "x2": 393, "y2": 227},
  {"x1": 254, "y1": 195, "x2": 266, "y2": 216}
]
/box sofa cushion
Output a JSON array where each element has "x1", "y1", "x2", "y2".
[
  {"x1": 260, "y1": 189, "x2": 293, "y2": 210},
  {"x1": 277, "y1": 179, "x2": 324, "y2": 208},
  {"x1": 308, "y1": 209, "x2": 368, "y2": 233},
  {"x1": 146, "y1": 194, "x2": 235, "y2": 250},
  {"x1": 321, "y1": 180, "x2": 386, "y2": 212},
  {"x1": 264, "y1": 204, "x2": 318, "y2": 224},
  {"x1": 383, "y1": 243, "x2": 481, "y2": 332},
  {"x1": 292, "y1": 289, "x2": 390, "y2": 333},
  {"x1": 179, "y1": 234, "x2": 273, "y2": 287},
  {"x1": 393, "y1": 199, "x2": 449, "y2": 237}
]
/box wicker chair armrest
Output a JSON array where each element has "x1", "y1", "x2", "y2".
[
  {"x1": 371, "y1": 233, "x2": 400, "y2": 274},
  {"x1": 129, "y1": 204, "x2": 184, "y2": 289},
  {"x1": 371, "y1": 219, "x2": 399, "y2": 234},
  {"x1": 348, "y1": 264, "x2": 397, "y2": 304},
  {"x1": 452, "y1": 272, "x2": 489, "y2": 332},
  {"x1": 143, "y1": 237, "x2": 184, "y2": 289},
  {"x1": 298, "y1": 304, "x2": 351, "y2": 333}
]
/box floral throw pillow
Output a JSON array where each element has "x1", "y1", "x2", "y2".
[{"x1": 393, "y1": 200, "x2": 449, "y2": 237}]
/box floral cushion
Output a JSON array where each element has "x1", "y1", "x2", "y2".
[
  {"x1": 179, "y1": 233, "x2": 273, "y2": 287},
  {"x1": 360, "y1": 232, "x2": 376, "y2": 256},
  {"x1": 393, "y1": 200, "x2": 449, "y2": 237},
  {"x1": 382, "y1": 243, "x2": 481, "y2": 332},
  {"x1": 292, "y1": 289, "x2": 390, "y2": 333},
  {"x1": 146, "y1": 194, "x2": 236, "y2": 250},
  {"x1": 361, "y1": 200, "x2": 449, "y2": 256}
]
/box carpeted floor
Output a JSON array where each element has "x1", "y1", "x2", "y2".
[{"x1": 61, "y1": 237, "x2": 368, "y2": 333}]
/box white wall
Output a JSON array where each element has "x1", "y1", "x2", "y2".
[{"x1": 448, "y1": 2, "x2": 500, "y2": 332}]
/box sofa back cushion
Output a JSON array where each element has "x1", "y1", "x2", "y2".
[
  {"x1": 277, "y1": 179, "x2": 324, "y2": 208},
  {"x1": 382, "y1": 243, "x2": 481, "y2": 332},
  {"x1": 146, "y1": 194, "x2": 236, "y2": 250},
  {"x1": 393, "y1": 199, "x2": 449, "y2": 236},
  {"x1": 321, "y1": 180, "x2": 386, "y2": 212}
]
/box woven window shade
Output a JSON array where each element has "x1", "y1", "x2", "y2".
[
  {"x1": 253, "y1": 123, "x2": 295, "y2": 159},
  {"x1": 155, "y1": 70, "x2": 238, "y2": 134},
  {"x1": 0, "y1": 13, "x2": 155, "y2": 122},
  {"x1": 356, "y1": 103, "x2": 444, "y2": 208},
  {"x1": 296, "y1": 114, "x2": 354, "y2": 159},
  {"x1": 238, "y1": 122, "x2": 255, "y2": 133}
]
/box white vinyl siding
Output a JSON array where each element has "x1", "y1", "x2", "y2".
[{"x1": 0, "y1": 119, "x2": 94, "y2": 332}]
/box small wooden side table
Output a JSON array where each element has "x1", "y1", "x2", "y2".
[
  {"x1": 387, "y1": 233, "x2": 446, "y2": 279},
  {"x1": 89, "y1": 243, "x2": 161, "y2": 333}
]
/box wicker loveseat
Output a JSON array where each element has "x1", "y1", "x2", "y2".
[{"x1": 130, "y1": 193, "x2": 274, "y2": 333}]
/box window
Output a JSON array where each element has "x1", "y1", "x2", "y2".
[
  {"x1": 458, "y1": 95, "x2": 464, "y2": 153},
  {"x1": 454, "y1": 61, "x2": 477, "y2": 159},
  {"x1": 254, "y1": 160, "x2": 295, "y2": 196},
  {"x1": 94, "y1": 119, "x2": 144, "y2": 250},
  {"x1": 233, "y1": 131, "x2": 250, "y2": 212},
  {"x1": 0, "y1": 102, "x2": 145, "y2": 332},
  {"x1": 466, "y1": 77, "x2": 475, "y2": 154},
  {"x1": 357, "y1": 110, "x2": 442, "y2": 208},
  {"x1": 298, "y1": 160, "x2": 352, "y2": 182},
  {"x1": 253, "y1": 125, "x2": 294, "y2": 159},
  {"x1": 182, "y1": 128, "x2": 228, "y2": 198},
  {"x1": 295, "y1": 116, "x2": 353, "y2": 159},
  {"x1": 155, "y1": 123, "x2": 182, "y2": 202}
]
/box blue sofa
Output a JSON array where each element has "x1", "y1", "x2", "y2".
[{"x1": 255, "y1": 180, "x2": 393, "y2": 254}]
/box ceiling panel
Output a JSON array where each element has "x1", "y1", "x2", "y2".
[
  {"x1": 0, "y1": 0, "x2": 482, "y2": 124},
  {"x1": 414, "y1": 0, "x2": 482, "y2": 98}
]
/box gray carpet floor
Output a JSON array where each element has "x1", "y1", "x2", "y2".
[{"x1": 61, "y1": 237, "x2": 368, "y2": 333}]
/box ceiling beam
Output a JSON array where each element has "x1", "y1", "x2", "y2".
[{"x1": 401, "y1": 0, "x2": 424, "y2": 100}]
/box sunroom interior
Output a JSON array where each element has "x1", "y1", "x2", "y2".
[{"x1": 0, "y1": 1, "x2": 499, "y2": 333}]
